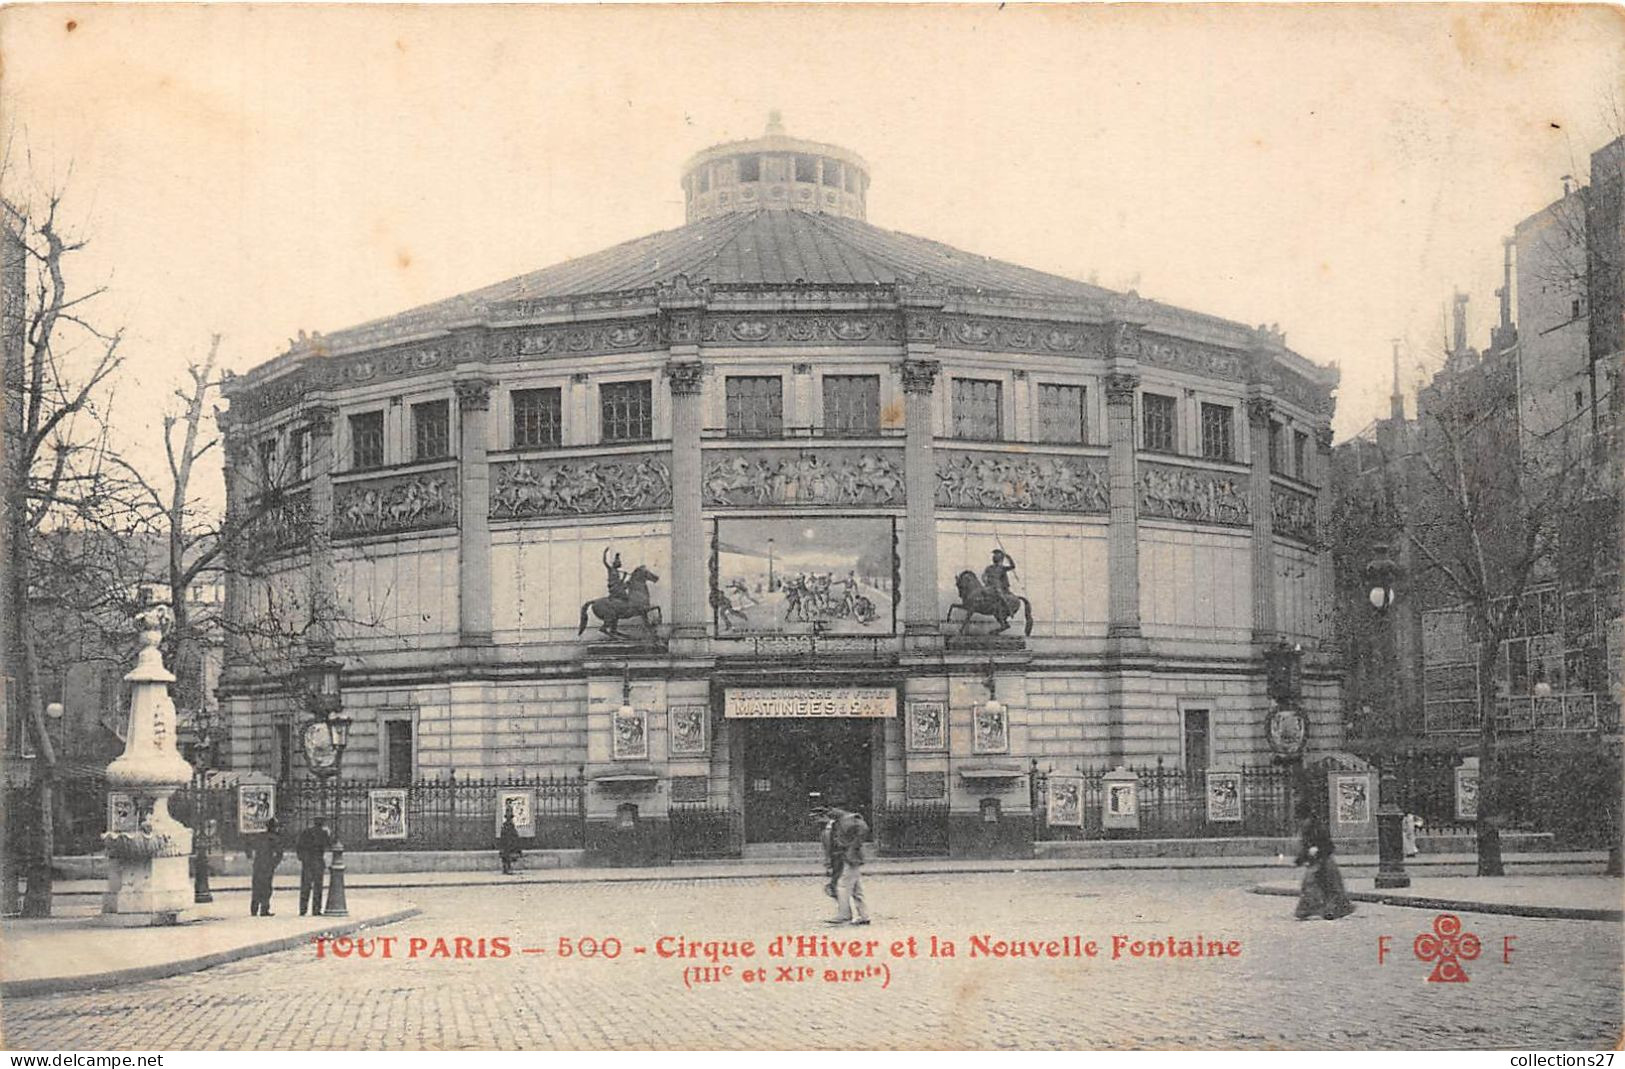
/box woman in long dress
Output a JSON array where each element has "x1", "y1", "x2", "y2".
[{"x1": 1294, "y1": 813, "x2": 1355, "y2": 920}]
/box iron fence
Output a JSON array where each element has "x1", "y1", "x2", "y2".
[
  {"x1": 1030, "y1": 761, "x2": 1300, "y2": 841},
  {"x1": 668, "y1": 805, "x2": 744, "y2": 860},
  {"x1": 874, "y1": 802, "x2": 950, "y2": 857}
]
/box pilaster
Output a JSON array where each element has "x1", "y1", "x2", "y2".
[
  {"x1": 660, "y1": 276, "x2": 710, "y2": 649},
  {"x1": 218, "y1": 412, "x2": 250, "y2": 671},
  {"x1": 304, "y1": 403, "x2": 339, "y2": 656},
  {"x1": 1246, "y1": 391, "x2": 1278, "y2": 647},
  {"x1": 455, "y1": 374, "x2": 496, "y2": 646},
  {"x1": 1103, "y1": 300, "x2": 1150, "y2": 657}
]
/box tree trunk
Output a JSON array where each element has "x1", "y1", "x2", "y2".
[{"x1": 1475, "y1": 636, "x2": 1505, "y2": 877}]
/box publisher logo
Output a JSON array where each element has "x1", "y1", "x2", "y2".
[{"x1": 1413, "y1": 913, "x2": 1481, "y2": 982}]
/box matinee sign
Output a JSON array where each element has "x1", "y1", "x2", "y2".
[{"x1": 724, "y1": 687, "x2": 897, "y2": 719}]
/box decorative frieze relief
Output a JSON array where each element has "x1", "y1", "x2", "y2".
[
  {"x1": 334, "y1": 471, "x2": 459, "y2": 539},
  {"x1": 703, "y1": 448, "x2": 905, "y2": 508},
  {"x1": 489, "y1": 455, "x2": 672, "y2": 518},
  {"x1": 245, "y1": 490, "x2": 314, "y2": 560},
  {"x1": 1138, "y1": 462, "x2": 1251, "y2": 527},
  {"x1": 509, "y1": 320, "x2": 662, "y2": 358},
  {"x1": 1271, "y1": 483, "x2": 1319, "y2": 544},
  {"x1": 935, "y1": 316, "x2": 1106, "y2": 357},
  {"x1": 1140, "y1": 335, "x2": 1246, "y2": 381},
  {"x1": 699, "y1": 314, "x2": 902, "y2": 346},
  {"x1": 936, "y1": 450, "x2": 1109, "y2": 514}
]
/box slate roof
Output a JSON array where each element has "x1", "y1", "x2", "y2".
[{"x1": 319, "y1": 209, "x2": 1116, "y2": 351}]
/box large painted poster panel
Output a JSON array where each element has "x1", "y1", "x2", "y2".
[{"x1": 711, "y1": 516, "x2": 896, "y2": 635}]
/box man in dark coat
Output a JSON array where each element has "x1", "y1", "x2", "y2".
[
  {"x1": 498, "y1": 809, "x2": 523, "y2": 875},
  {"x1": 824, "y1": 805, "x2": 871, "y2": 926},
  {"x1": 249, "y1": 818, "x2": 285, "y2": 917},
  {"x1": 295, "y1": 817, "x2": 332, "y2": 916}
]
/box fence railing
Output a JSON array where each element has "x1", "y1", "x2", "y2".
[
  {"x1": 874, "y1": 802, "x2": 950, "y2": 857},
  {"x1": 1030, "y1": 761, "x2": 1300, "y2": 841},
  {"x1": 668, "y1": 805, "x2": 744, "y2": 861}
]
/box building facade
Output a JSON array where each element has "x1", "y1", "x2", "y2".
[{"x1": 218, "y1": 120, "x2": 1341, "y2": 859}]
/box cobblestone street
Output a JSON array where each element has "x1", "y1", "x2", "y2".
[{"x1": 4, "y1": 869, "x2": 1619, "y2": 1050}]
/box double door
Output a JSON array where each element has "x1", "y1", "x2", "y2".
[{"x1": 743, "y1": 718, "x2": 874, "y2": 843}]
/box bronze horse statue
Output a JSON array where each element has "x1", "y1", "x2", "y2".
[
  {"x1": 579, "y1": 565, "x2": 662, "y2": 638},
  {"x1": 946, "y1": 570, "x2": 1033, "y2": 635}
]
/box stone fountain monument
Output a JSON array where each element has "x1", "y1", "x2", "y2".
[{"x1": 101, "y1": 615, "x2": 197, "y2": 925}]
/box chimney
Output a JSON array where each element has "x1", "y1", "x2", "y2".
[
  {"x1": 1492, "y1": 236, "x2": 1516, "y2": 351},
  {"x1": 1451, "y1": 291, "x2": 1470, "y2": 357},
  {"x1": 1561, "y1": 174, "x2": 1575, "y2": 196},
  {"x1": 1389, "y1": 338, "x2": 1404, "y2": 422}
]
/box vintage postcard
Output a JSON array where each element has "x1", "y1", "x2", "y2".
[{"x1": 0, "y1": 3, "x2": 1621, "y2": 1054}]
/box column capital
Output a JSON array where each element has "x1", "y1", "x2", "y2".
[
  {"x1": 1103, "y1": 371, "x2": 1139, "y2": 404},
  {"x1": 665, "y1": 360, "x2": 706, "y2": 397},
  {"x1": 303, "y1": 403, "x2": 340, "y2": 438},
  {"x1": 900, "y1": 358, "x2": 941, "y2": 395},
  {"x1": 1245, "y1": 394, "x2": 1275, "y2": 428},
  {"x1": 454, "y1": 376, "x2": 497, "y2": 412}
]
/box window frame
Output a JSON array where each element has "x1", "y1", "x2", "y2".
[
  {"x1": 599, "y1": 379, "x2": 654, "y2": 444},
  {"x1": 951, "y1": 377, "x2": 1005, "y2": 442},
  {"x1": 1293, "y1": 429, "x2": 1311, "y2": 481},
  {"x1": 821, "y1": 373, "x2": 882, "y2": 438},
  {"x1": 377, "y1": 708, "x2": 417, "y2": 785},
  {"x1": 348, "y1": 410, "x2": 386, "y2": 472},
  {"x1": 1141, "y1": 391, "x2": 1177, "y2": 454},
  {"x1": 1179, "y1": 704, "x2": 1214, "y2": 774},
  {"x1": 411, "y1": 398, "x2": 452, "y2": 462},
  {"x1": 1036, "y1": 381, "x2": 1088, "y2": 444},
  {"x1": 724, "y1": 375, "x2": 785, "y2": 439},
  {"x1": 1199, "y1": 401, "x2": 1236, "y2": 463},
  {"x1": 511, "y1": 386, "x2": 564, "y2": 451}
]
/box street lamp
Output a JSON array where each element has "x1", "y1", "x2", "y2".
[
  {"x1": 1365, "y1": 542, "x2": 1410, "y2": 889},
  {"x1": 301, "y1": 656, "x2": 350, "y2": 917},
  {"x1": 185, "y1": 718, "x2": 216, "y2": 903}
]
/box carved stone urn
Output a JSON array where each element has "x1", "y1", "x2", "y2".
[{"x1": 101, "y1": 624, "x2": 197, "y2": 925}]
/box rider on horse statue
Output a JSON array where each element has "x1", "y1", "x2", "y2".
[
  {"x1": 983, "y1": 549, "x2": 1019, "y2": 616},
  {"x1": 604, "y1": 547, "x2": 628, "y2": 602}
]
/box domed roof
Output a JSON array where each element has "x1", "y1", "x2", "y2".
[{"x1": 307, "y1": 116, "x2": 1123, "y2": 354}]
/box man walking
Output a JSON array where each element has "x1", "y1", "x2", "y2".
[
  {"x1": 295, "y1": 817, "x2": 332, "y2": 916},
  {"x1": 815, "y1": 806, "x2": 843, "y2": 900},
  {"x1": 825, "y1": 805, "x2": 871, "y2": 926}
]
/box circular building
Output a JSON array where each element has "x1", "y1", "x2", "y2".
[{"x1": 219, "y1": 117, "x2": 1341, "y2": 861}]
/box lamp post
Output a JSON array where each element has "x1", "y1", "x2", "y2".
[
  {"x1": 185, "y1": 720, "x2": 215, "y2": 903},
  {"x1": 1365, "y1": 543, "x2": 1410, "y2": 889},
  {"x1": 302, "y1": 656, "x2": 350, "y2": 917}
]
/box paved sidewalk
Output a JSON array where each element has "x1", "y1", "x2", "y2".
[
  {"x1": 1252, "y1": 873, "x2": 1623, "y2": 921},
  {"x1": 40, "y1": 849, "x2": 1609, "y2": 896},
  {"x1": 1, "y1": 897, "x2": 419, "y2": 996}
]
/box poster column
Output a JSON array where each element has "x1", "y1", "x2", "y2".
[{"x1": 455, "y1": 374, "x2": 496, "y2": 646}]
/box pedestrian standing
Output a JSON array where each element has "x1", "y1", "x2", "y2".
[
  {"x1": 815, "y1": 806, "x2": 843, "y2": 900},
  {"x1": 1402, "y1": 812, "x2": 1420, "y2": 858},
  {"x1": 295, "y1": 817, "x2": 332, "y2": 916},
  {"x1": 824, "y1": 805, "x2": 871, "y2": 926},
  {"x1": 1293, "y1": 811, "x2": 1354, "y2": 921},
  {"x1": 249, "y1": 818, "x2": 285, "y2": 917},
  {"x1": 498, "y1": 810, "x2": 523, "y2": 875}
]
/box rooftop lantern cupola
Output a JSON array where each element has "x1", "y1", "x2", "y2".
[{"x1": 682, "y1": 111, "x2": 870, "y2": 224}]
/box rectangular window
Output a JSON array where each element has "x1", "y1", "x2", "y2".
[
  {"x1": 1293, "y1": 430, "x2": 1311, "y2": 480},
  {"x1": 822, "y1": 375, "x2": 880, "y2": 436},
  {"x1": 795, "y1": 155, "x2": 817, "y2": 183},
  {"x1": 821, "y1": 159, "x2": 842, "y2": 187},
  {"x1": 349, "y1": 411, "x2": 384, "y2": 471},
  {"x1": 1200, "y1": 402, "x2": 1234, "y2": 462},
  {"x1": 290, "y1": 427, "x2": 311, "y2": 482},
  {"x1": 1182, "y1": 709, "x2": 1211, "y2": 774},
  {"x1": 1268, "y1": 420, "x2": 1284, "y2": 473},
  {"x1": 697, "y1": 169, "x2": 711, "y2": 193},
  {"x1": 1142, "y1": 392, "x2": 1176, "y2": 453},
  {"x1": 600, "y1": 380, "x2": 653, "y2": 443},
  {"x1": 412, "y1": 399, "x2": 451, "y2": 461},
  {"x1": 738, "y1": 155, "x2": 760, "y2": 183},
  {"x1": 1037, "y1": 383, "x2": 1087, "y2": 443},
  {"x1": 725, "y1": 376, "x2": 784, "y2": 438},
  {"x1": 256, "y1": 438, "x2": 279, "y2": 487},
  {"x1": 844, "y1": 168, "x2": 857, "y2": 194},
  {"x1": 952, "y1": 378, "x2": 1003, "y2": 441},
  {"x1": 512, "y1": 387, "x2": 563, "y2": 450},
  {"x1": 385, "y1": 720, "x2": 414, "y2": 786}
]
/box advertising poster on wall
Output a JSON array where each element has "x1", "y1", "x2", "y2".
[{"x1": 368, "y1": 788, "x2": 409, "y2": 840}]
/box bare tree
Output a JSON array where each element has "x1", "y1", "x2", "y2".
[{"x1": 2, "y1": 165, "x2": 128, "y2": 916}]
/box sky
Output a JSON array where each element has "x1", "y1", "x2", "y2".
[{"x1": 3, "y1": 3, "x2": 1621, "y2": 513}]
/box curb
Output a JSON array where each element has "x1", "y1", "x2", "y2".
[
  {"x1": 1250, "y1": 885, "x2": 1623, "y2": 922},
  {"x1": 2, "y1": 907, "x2": 422, "y2": 998},
  {"x1": 42, "y1": 854, "x2": 1607, "y2": 895}
]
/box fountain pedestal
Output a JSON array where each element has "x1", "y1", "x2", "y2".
[{"x1": 101, "y1": 627, "x2": 197, "y2": 926}]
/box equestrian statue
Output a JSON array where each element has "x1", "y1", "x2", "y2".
[
  {"x1": 579, "y1": 546, "x2": 662, "y2": 638},
  {"x1": 946, "y1": 548, "x2": 1033, "y2": 635}
]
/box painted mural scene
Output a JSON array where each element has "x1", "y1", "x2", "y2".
[{"x1": 1, "y1": 7, "x2": 1621, "y2": 1049}]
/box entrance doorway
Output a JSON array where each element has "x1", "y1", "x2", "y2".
[{"x1": 743, "y1": 719, "x2": 874, "y2": 843}]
